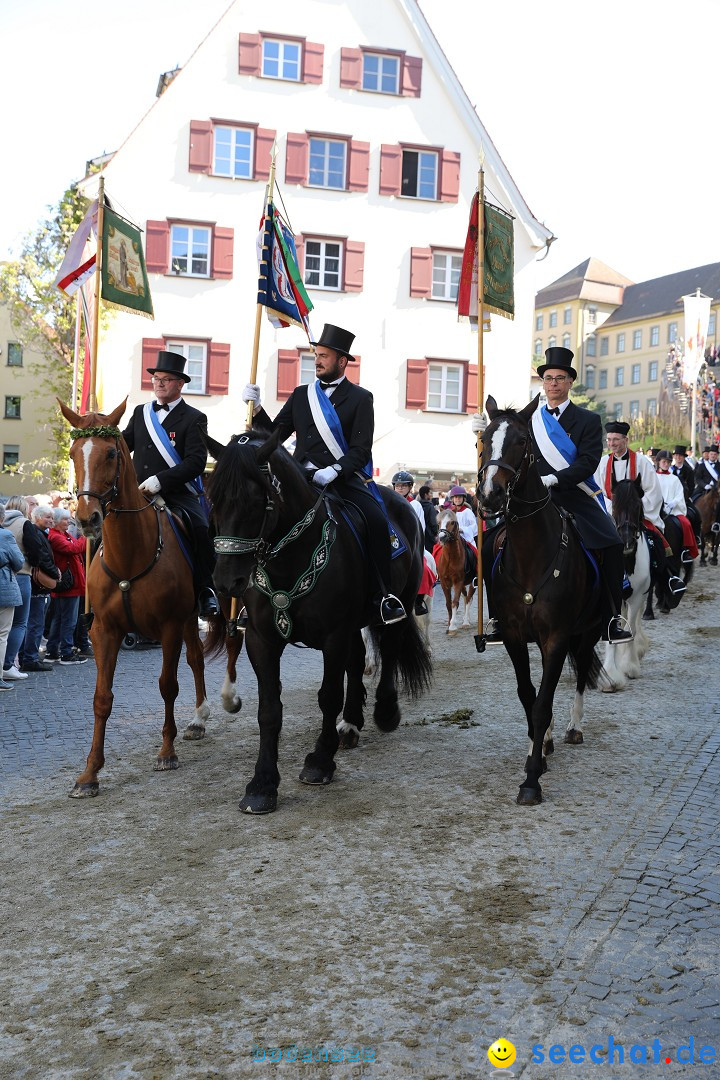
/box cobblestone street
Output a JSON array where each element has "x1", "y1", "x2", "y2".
[{"x1": 1, "y1": 574, "x2": 719, "y2": 1079}]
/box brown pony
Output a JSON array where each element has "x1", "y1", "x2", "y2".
[
  {"x1": 435, "y1": 509, "x2": 476, "y2": 634},
  {"x1": 694, "y1": 482, "x2": 720, "y2": 565},
  {"x1": 59, "y1": 400, "x2": 243, "y2": 797}
]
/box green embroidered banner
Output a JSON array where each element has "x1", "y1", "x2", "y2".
[
  {"x1": 101, "y1": 207, "x2": 154, "y2": 318},
  {"x1": 483, "y1": 202, "x2": 514, "y2": 320}
]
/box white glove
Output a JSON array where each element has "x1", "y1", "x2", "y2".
[
  {"x1": 471, "y1": 413, "x2": 488, "y2": 434},
  {"x1": 139, "y1": 475, "x2": 161, "y2": 495},
  {"x1": 706, "y1": 482, "x2": 714, "y2": 490},
  {"x1": 242, "y1": 383, "x2": 261, "y2": 406},
  {"x1": 312, "y1": 466, "x2": 340, "y2": 487},
  {"x1": 541, "y1": 473, "x2": 558, "y2": 489}
]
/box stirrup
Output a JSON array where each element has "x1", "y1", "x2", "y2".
[
  {"x1": 667, "y1": 575, "x2": 686, "y2": 596},
  {"x1": 380, "y1": 594, "x2": 406, "y2": 625},
  {"x1": 482, "y1": 618, "x2": 504, "y2": 646},
  {"x1": 680, "y1": 549, "x2": 695, "y2": 564},
  {"x1": 712, "y1": 522, "x2": 720, "y2": 534},
  {"x1": 607, "y1": 614, "x2": 633, "y2": 645}
]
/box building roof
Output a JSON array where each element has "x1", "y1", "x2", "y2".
[
  {"x1": 600, "y1": 262, "x2": 720, "y2": 327},
  {"x1": 535, "y1": 257, "x2": 634, "y2": 309}
]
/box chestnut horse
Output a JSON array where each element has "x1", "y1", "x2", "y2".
[
  {"x1": 434, "y1": 509, "x2": 476, "y2": 634},
  {"x1": 59, "y1": 400, "x2": 244, "y2": 797},
  {"x1": 694, "y1": 482, "x2": 720, "y2": 566}
]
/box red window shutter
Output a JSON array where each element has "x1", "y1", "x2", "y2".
[
  {"x1": 439, "y1": 150, "x2": 461, "y2": 203},
  {"x1": 141, "y1": 337, "x2": 166, "y2": 391},
  {"x1": 277, "y1": 349, "x2": 299, "y2": 400},
  {"x1": 406, "y1": 358, "x2": 428, "y2": 408},
  {"x1": 295, "y1": 235, "x2": 305, "y2": 275},
  {"x1": 345, "y1": 356, "x2": 361, "y2": 384},
  {"x1": 207, "y1": 342, "x2": 231, "y2": 395},
  {"x1": 145, "y1": 221, "x2": 170, "y2": 274},
  {"x1": 347, "y1": 140, "x2": 370, "y2": 192},
  {"x1": 379, "y1": 145, "x2": 402, "y2": 196},
  {"x1": 238, "y1": 33, "x2": 261, "y2": 76},
  {"x1": 344, "y1": 241, "x2": 365, "y2": 293},
  {"x1": 410, "y1": 247, "x2": 432, "y2": 298},
  {"x1": 255, "y1": 128, "x2": 276, "y2": 180},
  {"x1": 465, "y1": 363, "x2": 478, "y2": 413},
  {"x1": 285, "y1": 133, "x2": 309, "y2": 185},
  {"x1": 401, "y1": 55, "x2": 422, "y2": 97},
  {"x1": 188, "y1": 120, "x2": 212, "y2": 173},
  {"x1": 340, "y1": 47, "x2": 362, "y2": 88},
  {"x1": 303, "y1": 41, "x2": 324, "y2": 84},
  {"x1": 211, "y1": 227, "x2": 234, "y2": 280}
]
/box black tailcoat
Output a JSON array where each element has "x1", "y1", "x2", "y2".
[
  {"x1": 694, "y1": 459, "x2": 720, "y2": 492},
  {"x1": 123, "y1": 399, "x2": 208, "y2": 523},
  {"x1": 532, "y1": 401, "x2": 621, "y2": 550}
]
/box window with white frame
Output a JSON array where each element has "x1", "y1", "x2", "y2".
[
  {"x1": 304, "y1": 239, "x2": 342, "y2": 290},
  {"x1": 647, "y1": 398, "x2": 657, "y2": 416},
  {"x1": 213, "y1": 126, "x2": 253, "y2": 179},
  {"x1": 650, "y1": 325, "x2": 660, "y2": 346},
  {"x1": 165, "y1": 340, "x2": 207, "y2": 394},
  {"x1": 549, "y1": 311, "x2": 557, "y2": 328},
  {"x1": 587, "y1": 307, "x2": 597, "y2": 325},
  {"x1": 617, "y1": 333, "x2": 625, "y2": 353},
  {"x1": 599, "y1": 369, "x2": 608, "y2": 389},
  {"x1": 534, "y1": 339, "x2": 542, "y2": 357},
  {"x1": 600, "y1": 337, "x2": 609, "y2": 356},
  {"x1": 614, "y1": 403, "x2": 623, "y2": 419},
  {"x1": 299, "y1": 351, "x2": 316, "y2": 385},
  {"x1": 630, "y1": 400, "x2": 640, "y2": 419},
  {"x1": 536, "y1": 314, "x2": 543, "y2": 331},
  {"x1": 548, "y1": 335, "x2": 556, "y2": 348},
  {"x1": 401, "y1": 149, "x2": 438, "y2": 199},
  {"x1": 615, "y1": 367, "x2": 624, "y2": 386},
  {"x1": 633, "y1": 329, "x2": 642, "y2": 350},
  {"x1": 170, "y1": 225, "x2": 210, "y2": 277},
  {"x1": 586, "y1": 335, "x2": 597, "y2": 357},
  {"x1": 362, "y1": 52, "x2": 400, "y2": 94},
  {"x1": 564, "y1": 307, "x2": 572, "y2": 325},
  {"x1": 262, "y1": 38, "x2": 301, "y2": 80},
  {"x1": 586, "y1": 366, "x2": 596, "y2": 389},
  {"x1": 308, "y1": 138, "x2": 346, "y2": 189},
  {"x1": 709, "y1": 313, "x2": 716, "y2": 335},
  {"x1": 668, "y1": 321, "x2": 677, "y2": 343},
  {"x1": 427, "y1": 362, "x2": 463, "y2": 412},
  {"x1": 631, "y1": 363, "x2": 641, "y2": 384},
  {"x1": 562, "y1": 333, "x2": 571, "y2": 349},
  {"x1": 648, "y1": 360, "x2": 658, "y2": 381},
  {"x1": 431, "y1": 251, "x2": 462, "y2": 301}
]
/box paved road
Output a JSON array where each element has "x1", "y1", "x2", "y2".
[{"x1": 1, "y1": 580, "x2": 719, "y2": 1078}]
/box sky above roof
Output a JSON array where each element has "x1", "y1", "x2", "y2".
[{"x1": 1, "y1": 0, "x2": 717, "y2": 293}]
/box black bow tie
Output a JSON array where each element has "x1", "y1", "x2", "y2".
[
  {"x1": 548, "y1": 407, "x2": 560, "y2": 416},
  {"x1": 152, "y1": 401, "x2": 167, "y2": 412}
]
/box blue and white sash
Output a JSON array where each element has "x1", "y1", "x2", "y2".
[
  {"x1": 142, "y1": 402, "x2": 207, "y2": 505},
  {"x1": 532, "y1": 406, "x2": 609, "y2": 514},
  {"x1": 308, "y1": 382, "x2": 404, "y2": 555}
]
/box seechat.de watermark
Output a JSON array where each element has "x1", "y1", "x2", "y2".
[
  {"x1": 530, "y1": 1036, "x2": 717, "y2": 1066},
  {"x1": 253, "y1": 1045, "x2": 375, "y2": 1064}
]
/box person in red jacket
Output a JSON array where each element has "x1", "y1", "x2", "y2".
[{"x1": 46, "y1": 508, "x2": 88, "y2": 665}]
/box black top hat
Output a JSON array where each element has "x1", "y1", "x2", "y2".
[
  {"x1": 537, "y1": 346, "x2": 577, "y2": 380},
  {"x1": 146, "y1": 350, "x2": 191, "y2": 383},
  {"x1": 310, "y1": 323, "x2": 356, "y2": 362},
  {"x1": 673, "y1": 445, "x2": 687, "y2": 456},
  {"x1": 605, "y1": 421, "x2": 630, "y2": 436},
  {"x1": 704, "y1": 446, "x2": 715, "y2": 454}
]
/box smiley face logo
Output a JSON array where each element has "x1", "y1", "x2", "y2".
[{"x1": 488, "y1": 1039, "x2": 517, "y2": 1068}]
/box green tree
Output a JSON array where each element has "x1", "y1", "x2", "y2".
[
  {"x1": 571, "y1": 383, "x2": 608, "y2": 428},
  {"x1": 0, "y1": 183, "x2": 90, "y2": 488}
]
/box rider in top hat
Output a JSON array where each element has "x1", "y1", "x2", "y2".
[
  {"x1": 242, "y1": 323, "x2": 407, "y2": 625},
  {"x1": 474, "y1": 346, "x2": 632, "y2": 645},
  {"x1": 670, "y1": 445, "x2": 695, "y2": 502},
  {"x1": 123, "y1": 349, "x2": 220, "y2": 617},
  {"x1": 694, "y1": 444, "x2": 720, "y2": 493},
  {"x1": 594, "y1": 420, "x2": 664, "y2": 531}
]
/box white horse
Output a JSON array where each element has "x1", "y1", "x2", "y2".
[{"x1": 603, "y1": 479, "x2": 652, "y2": 692}]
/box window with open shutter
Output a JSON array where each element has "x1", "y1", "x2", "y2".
[
  {"x1": 285, "y1": 133, "x2": 309, "y2": 185},
  {"x1": 277, "y1": 350, "x2": 299, "y2": 400},
  {"x1": 379, "y1": 145, "x2": 402, "y2": 196},
  {"x1": 406, "y1": 359, "x2": 428, "y2": 408},
  {"x1": 188, "y1": 121, "x2": 213, "y2": 173},
  {"x1": 207, "y1": 342, "x2": 231, "y2": 395},
  {"x1": 145, "y1": 221, "x2": 170, "y2": 274},
  {"x1": 410, "y1": 248, "x2": 432, "y2": 298},
  {"x1": 141, "y1": 337, "x2": 166, "y2": 390}
]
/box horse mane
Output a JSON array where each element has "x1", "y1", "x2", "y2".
[
  {"x1": 612, "y1": 477, "x2": 644, "y2": 518},
  {"x1": 207, "y1": 433, "x2": 311, "y2": 519}
]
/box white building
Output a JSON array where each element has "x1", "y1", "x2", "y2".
[{"x1": 85, "y1": 0, "x2": 553, "y2": 483}]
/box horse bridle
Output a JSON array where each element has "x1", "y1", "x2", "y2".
[
  {"x1": 478, "y1": 430, "x2": 549, "y2": 520},
  {"x1": 71, "y1": 428, "x2": 155, "y2": 518}
]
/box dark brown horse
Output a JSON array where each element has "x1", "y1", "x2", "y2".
[
  {"x1": 435, "y1": 509, "x2": 476, "y2": 634},
  {"x1": 477, "y1": 396, "x2": 604, "y2": 806},
  {"x1": 694, "y1": 482, "x2": 720, "y2": 565},
  {"x1": 59, "y1": 400, "x2": 244, "y2": 797}
]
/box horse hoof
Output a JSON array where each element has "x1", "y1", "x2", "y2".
[
  {"x1": 374, "y1": 704, "x2": 401, "y2": 733},
  {"x1": 69, "y1": 782, "x2": 99, "y2": 799},
  {"x1": 299, "y1": 765, "x2": 334, "y2": 786},
  {"x1": 642, "y1": 611, "x2": 655, "y2": 621},
  {"x1": 239, "y1": 793, "x2": 277, "y2": 814},
  {"x1": 182, "y1": 723, "x2": 206, "y2": 741},
  {"x1": 338, "y1": 728, "x2": 360, "y2": 750},
  {"x1": 564, "y1": 729, "x2": 584, "y2": 745},
  {"x1": 517, "y1": 784, "x2": 542, "y2": 806},
  {"x1": 154, "y1": 755, "x2": 179, "y2": 771},
  {"x1": 222, "y1": 697, "x2": 242, "y2": 715}
]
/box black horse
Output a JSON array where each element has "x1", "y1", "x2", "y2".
[
  {"x1": 207, "y1": 429, "x2": 432, "y2": 814},
  {"x1": 477, "y1": 396, "x2": 604, "y2": 806}
]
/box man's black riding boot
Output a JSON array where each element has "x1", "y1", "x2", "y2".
[
  {"x1": 600, "y1": 545, "x2": 633, "y2": 644},
  {"x1": 193, "y1": 525, "x2": 220, "y2": 617}
]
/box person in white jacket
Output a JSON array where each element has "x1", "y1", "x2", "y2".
[
  {"x1": 593, "y1": 421, "x2": 665, "y2": 532},
  {"x1": 655, "y1": 451, "x2": 687, "y2": 516},
  {"x1": 447, "y1": 486, "x2": 478, "y2": 546}
]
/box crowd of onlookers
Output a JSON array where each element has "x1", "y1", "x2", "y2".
[{"x1": 0, "y1": 491, "x2": 91, "y2": 692}]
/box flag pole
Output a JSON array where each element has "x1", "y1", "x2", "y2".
[
  {"x1": 246, "y1": 143, "x2": 278, "y2": 432},
  {"x1": 475, "y1": 161, "x2": 486, "y2": 647},
  {"x1": 87, "y1": 174, "x2": 104, "y2": 414}
]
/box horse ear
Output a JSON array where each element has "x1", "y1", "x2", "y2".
[
  {"x1": 104, "y1": 399, "x2": 128, "y2": 428},
  {"x1": 57, "y1": 399, "x2": 83, "y2": 427},
  {"x1": 518, "y1": 394, "x2": 541, "y2": 424},
  {"x1": 204, "y1": 433, "x2": 227, "y2": 461},
  {"x1": 255, "y1": 426, "x2": 284, "y2": 465},
  {"x1": 485, "y1": 395, "x2": 499, "y2": 420}
]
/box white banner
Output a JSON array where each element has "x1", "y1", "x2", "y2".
[{"x1": 683, "y1": 291, "x2": 711, "y2": 384}]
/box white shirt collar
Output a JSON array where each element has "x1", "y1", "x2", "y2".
[
  {"x1": 546, "y1": 399, "x2": 570, "y2": 417},
  {"x1": 155, "y1": 396, "x2": 182, "y2": 414}
]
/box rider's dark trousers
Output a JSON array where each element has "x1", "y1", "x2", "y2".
[{"x1": 335, "y1": 476, "x2": 393, "y2": 598}]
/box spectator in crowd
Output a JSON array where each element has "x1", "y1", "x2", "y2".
[
  {"x1": 20, "y1": 505, "x2": 59, "y2": 673},
  {"x1": 46, "y1": 508, "x2": 88, "y2": 665},
  {"x1": 2, "y1": 496, "x2": 33, "y2": 681},
  {"x1": 412, "y1": 484, "x2": 439, "y2": 552},
  {"x1": 0, "y1": 503, "x2": 24, "y2": 691}
]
